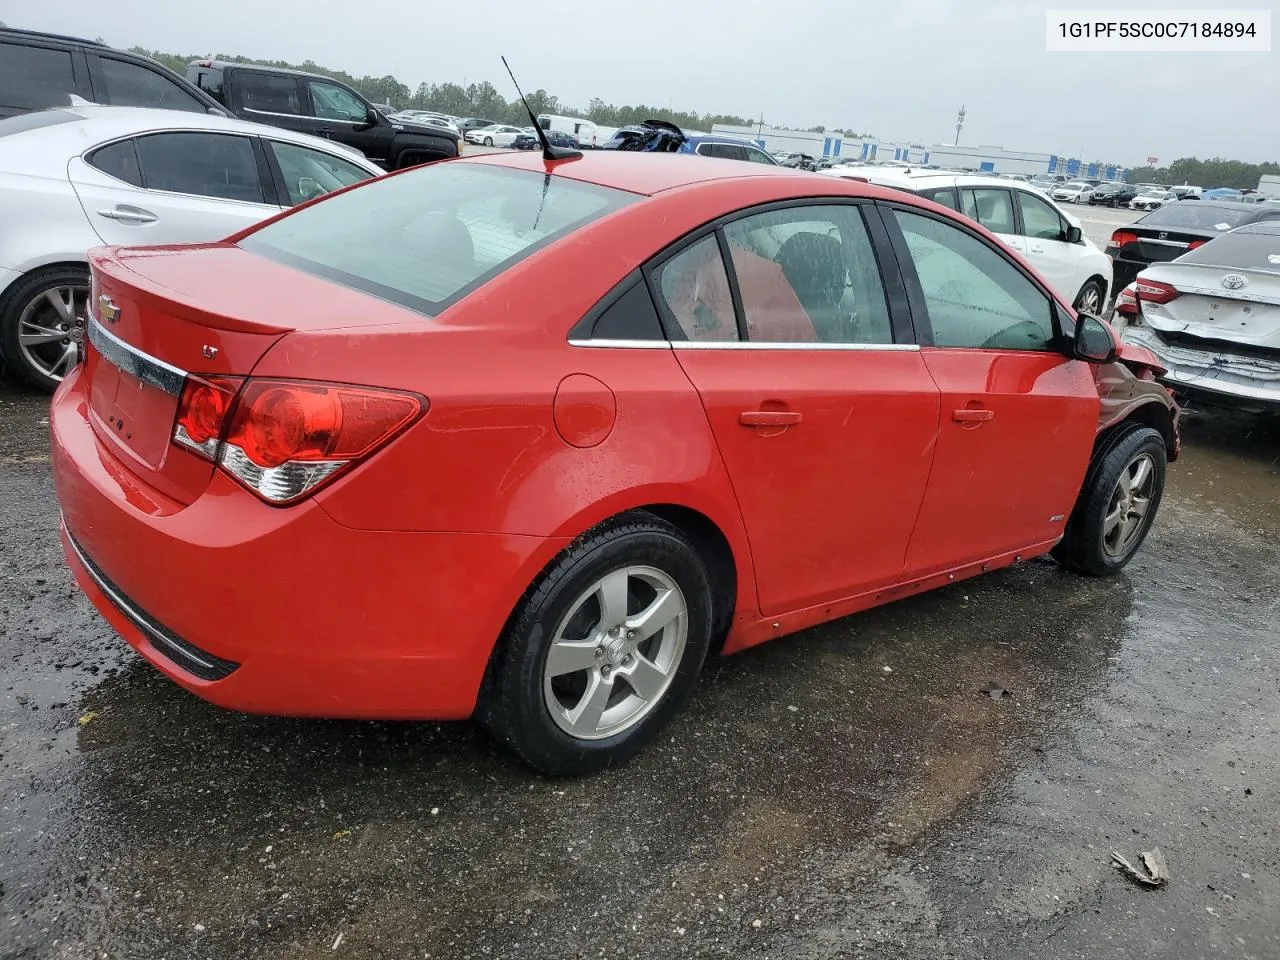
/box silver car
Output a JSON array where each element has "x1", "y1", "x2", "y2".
[{"x1": 1120, "y1": 220, "x2": 1280, "y2": 412}]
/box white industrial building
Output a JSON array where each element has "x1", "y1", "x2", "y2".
[
  {"x1": 710, "y1": 123, "x2": 1128, "y2": 181},
  {"x1": 1258, "y1": 175, "x2": 1280, "y2": 196}
]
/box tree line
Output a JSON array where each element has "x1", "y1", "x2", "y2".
[{"x1": 1124, "y1": 157, "x2": 1278, "y2": 191}]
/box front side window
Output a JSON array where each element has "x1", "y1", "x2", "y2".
[
  {"x1": 894, "y1": 209, "x2": 1055, "y2": 352},
  {"x1": 240, "y1": 164, "x2": 635, "y2": 316},
  {"x1": 238, "y1": 73, "x2": 303, "y2": 115},
  {"x1": 743, "y1": 147, "x2": 777, "y2": 165},
  {"x1": 651, "y1": 236, "x2": 738, "y2": 342},
  {"x1": 1018, "y1": 192, "x2": 1067, "y2": 241},
  {"x1": 0, "y1": 43, "x2": 77, "y2": 112},
  {"x1": 723, "y1": 205, "x2": 892, "y2": 344},
  {"x1": 269, "y1": 141, "x2": 372, "y2": 205},
  {"x1": 309, "y1": 81, "x2": 367, "y2": 122},
  {"x1": 134, "y1": 132, "x2": 264, "y2": 204},
  {"x1": 97, "y1": 57, "x2": 205, "y2": 112}
]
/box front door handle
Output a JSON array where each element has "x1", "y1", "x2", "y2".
[
  {"x1": 952, "y1": 408, "x2": 994, "y2": 423},
  {"x1": 740, "y1": 410, "x2": 803, "y2": 427},
  {"x1": 97, "y1": 205, "x2": 157, "y2": 224}
]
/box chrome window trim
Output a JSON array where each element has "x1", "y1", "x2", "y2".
[
  {"x1": 567, "y1": 338, "x2": 918, "y2": 351},
  {"x1": 88, "y1": 317, "x2": 187, "y2": 395}
]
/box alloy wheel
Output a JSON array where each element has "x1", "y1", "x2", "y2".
[
  {"x1": 542, "y1": 565, "x2": 688, "y2": 740},
  {"x1": 1102, "y1": 453, "x2": 1156, "y2": 558},
  {"x1": 17, "y1": 283, "x2": 88, "y2": 383},
  {"x1": 1077, "y1": 285, "x2": 1102, "y2": 315}
]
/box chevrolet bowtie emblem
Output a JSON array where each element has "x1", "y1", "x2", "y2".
[{"x1": 98, "y1": 295, "x2": 120, "y2": 324}]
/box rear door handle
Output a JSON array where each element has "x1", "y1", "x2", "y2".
[
  {"x1": 740, "y1": 410, "x2": 803, "y2": 427},
  {"x1": 97, "y1": 205, "x2": 157, "y2": 224},
  {"x1": 952, "y1": 409, "x2": 994, "y2": 423}
]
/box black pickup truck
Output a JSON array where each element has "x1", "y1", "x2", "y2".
[{"x1": 186, "y1": 60, "x2": 458, "y2": 169}]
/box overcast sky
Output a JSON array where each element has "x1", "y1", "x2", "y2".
[{"x1": 14, "y1": 0, "x2": 1278, "y2": 164}]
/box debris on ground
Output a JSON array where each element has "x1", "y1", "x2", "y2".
[
  {"x1": 1111, "y1": 847, "x2": 1168, "y2": 888},
  {"x1": 76, "y1": 711, "x2": 99, "y2": 726},
  {"x1": 980, "y1": 683, "x2": 1007, "y2": 701}
]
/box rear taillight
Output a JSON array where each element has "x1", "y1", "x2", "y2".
[
  {"x1": 1187, "y1": 239, "x2": 1207, "y2": 250},
  {"x1": 1135, "y1": 278, "x2": 1179, "y2": 305},
  {"x1": 1110, "y1": 229, "x2": 1139, "y2": 248},
  {"x1": 175, "y1": 376, "x2": 244, "y2": 458},
  {"x1": 172, "y1": 378, "x2": 424, "y2": 504},
  {"x1": 1114, "y1": 283, "x2": 1139, "y2": 317}
]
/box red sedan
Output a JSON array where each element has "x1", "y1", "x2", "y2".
[{"x1": 51, "y1": 151, "x2": 1178, "y2": 775}]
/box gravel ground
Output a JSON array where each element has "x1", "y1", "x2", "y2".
[{"x1": 2, "y1": 355, "x2": 1278, "y2": 959}]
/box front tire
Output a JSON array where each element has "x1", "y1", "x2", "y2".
[
  {"x1": 477, "y1": 512, "x2": 713, "y2": 776},
  {"x1": 1073, "y1": 279, "x2": 1106, "y2": 316},
  {"x1": 0, "y1": 265, "x2": 90, "y2": 393},
  {"x1": 1053, "y1": 425, "x2": 1166, "y2": 576},
  {"x1": 483, "y1": 136, "x2": 494, "y2": 146}
]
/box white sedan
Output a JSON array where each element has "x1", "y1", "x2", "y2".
[
  {"x1": 1129, "y1": 187, "x2": 1178, "y2": 211},
  {"x1": 1051, "y1": 182, "x2": 1094, "y2": 204},
  {"x1": 0, "y1": 104, "x2": 384, "y2": 391},
  {"x1": 464, "y1": 124, "x2": 525, "y2": 147}
]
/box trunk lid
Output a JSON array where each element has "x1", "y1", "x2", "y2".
[
  {"x1": 85, "y1": 243, "x2": 424, "y2": 505},
  {"x1": 1140, "y1": 262, "x2": 1280, "y2": 348}
]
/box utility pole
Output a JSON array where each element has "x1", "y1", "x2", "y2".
[{"x1": 955, "y1": 104, "x2": 966, "y2": 146}]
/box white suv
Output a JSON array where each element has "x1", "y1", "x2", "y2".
[{"x1": 821, "y1": 167, "x2": 1112, "y2": 314}]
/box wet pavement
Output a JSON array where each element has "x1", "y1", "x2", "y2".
[{"x1": 1, "y1": 380, "x2": 1278, "y2": 960}]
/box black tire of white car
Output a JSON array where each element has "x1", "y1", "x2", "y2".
[
  {"x1": 1053, "y1": 425, "x2": 1166, "y2": 576},
  {"x1": 0, "y1": 265, "x2": 90, "y2": 393},
  {"x1": 476, "y1": 512, "x2": 713, "y2": 776},
  {"x1": 1073, "y1": 280, "x2": 1106, "y2": 317}
]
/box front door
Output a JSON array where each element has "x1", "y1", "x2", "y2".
[
  {"x1": 68, "y1": 132, "x2": 280, "y2": 246},
  {"x1": 885, "y1": 205, "x2": 1099, "y2": 575},
  {"x1": 648, "y1": 203, "x2": 941, "y2": 616},
  {"x1": 1015, "y1": 189, "x2": 1085, "y2": 302},
  {"x1": 305, "y1": 79, "x2": 392, "y2": 165}
]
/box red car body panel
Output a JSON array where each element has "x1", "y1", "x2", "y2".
[{"x1": 50, "y1": 152, "x2": 1180, "y2": 718}]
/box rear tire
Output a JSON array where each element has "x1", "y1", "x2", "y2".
[
  {"x1": 0, "y1": 265, "x2": 90, "y2": 393},
  {"x1": 1053, "y1": 425, "x2": 1166, "y2": 576},
  {"x1": 477, "y1": 512, "x2": 713, "y2": 776}
]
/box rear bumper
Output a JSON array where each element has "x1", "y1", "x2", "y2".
[
  {"x1": 1121, "y1": 325, "x2": 1280, "y2": 411},
  {"x1": 51, "y1": 366, "x2": 566, "y2": 719}
]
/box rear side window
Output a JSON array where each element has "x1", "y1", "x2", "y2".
[
  {"x1": 96, "y1": 57, "x2": 205, "y2": 112},
  {"x1": 191, "y1": 66, "x2": 225, "y2": 103},
  {"x1": 238, "y1": 73, "x2": 303, "y2": 115},
  {"x1": 916, "y1": 186, "x2": 959, "y2": 211},
  {"x1": 88, "y1": 140, "x2": 143, "y2": 186},
  {"x1": 0, "y1": 42, "x2": 78, "y2": 112},
  {"x1": 240, "y1": 164, "x2": 636, "y2": 315},
  {"x1": 134, "y1": 132, "x2": 265, "y2": 203}
]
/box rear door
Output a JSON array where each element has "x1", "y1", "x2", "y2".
[
  {"x1": 884, "y1": 204, "x2": 1098, "y2": 574},
  {"x1": 230, "y1": 70, "x2": 312, "y2": 134},
  {"x1": 68, "y1": 131, "x2": 281, "y2": 246},
  {"x1": 650, "y1": 202, "x2": 941, "y2": 615},
  {"x1": 1014, "y1": 189, "x2": 1083, "y2": 299}
]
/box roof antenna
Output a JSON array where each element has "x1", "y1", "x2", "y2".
[{"x1": 502, "y1": 56, "x2": 581, "y2": 164}]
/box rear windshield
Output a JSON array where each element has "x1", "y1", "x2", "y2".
[
  {"x1": 1139, "y1": 204, "x2": 1254, "y2": 230},
  {"x1": 1180, "y1": 228, "x2": 1280, "y2": 272},
  {"x1": 240, "y1": 163, "x2": 636, "y2": 315}
]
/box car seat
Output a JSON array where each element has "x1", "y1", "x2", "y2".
[{"x1": 773, "y1": 233, "x2": 848, "y2": 340}]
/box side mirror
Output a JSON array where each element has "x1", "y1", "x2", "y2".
[
  {"x1": 1073, "y1": 314, "x2": 1118, "y2": 363},
  {"x1": 355, "y1": 107, "x2": 380, "y2": 130},
  {"x1": 1065, "y1": 225, "x2": 1083, "y2": 244}
]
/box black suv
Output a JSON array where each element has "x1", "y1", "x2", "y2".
[
  {"x1": 1088, "y1": 182, "x2": 1137, "y2": 207},
  {"x1": 0, "y1": 28, "x2": 222, "y2": 119},
  {"x1": 187, "y1": 61, "x2": 459, "y2": 170}
]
